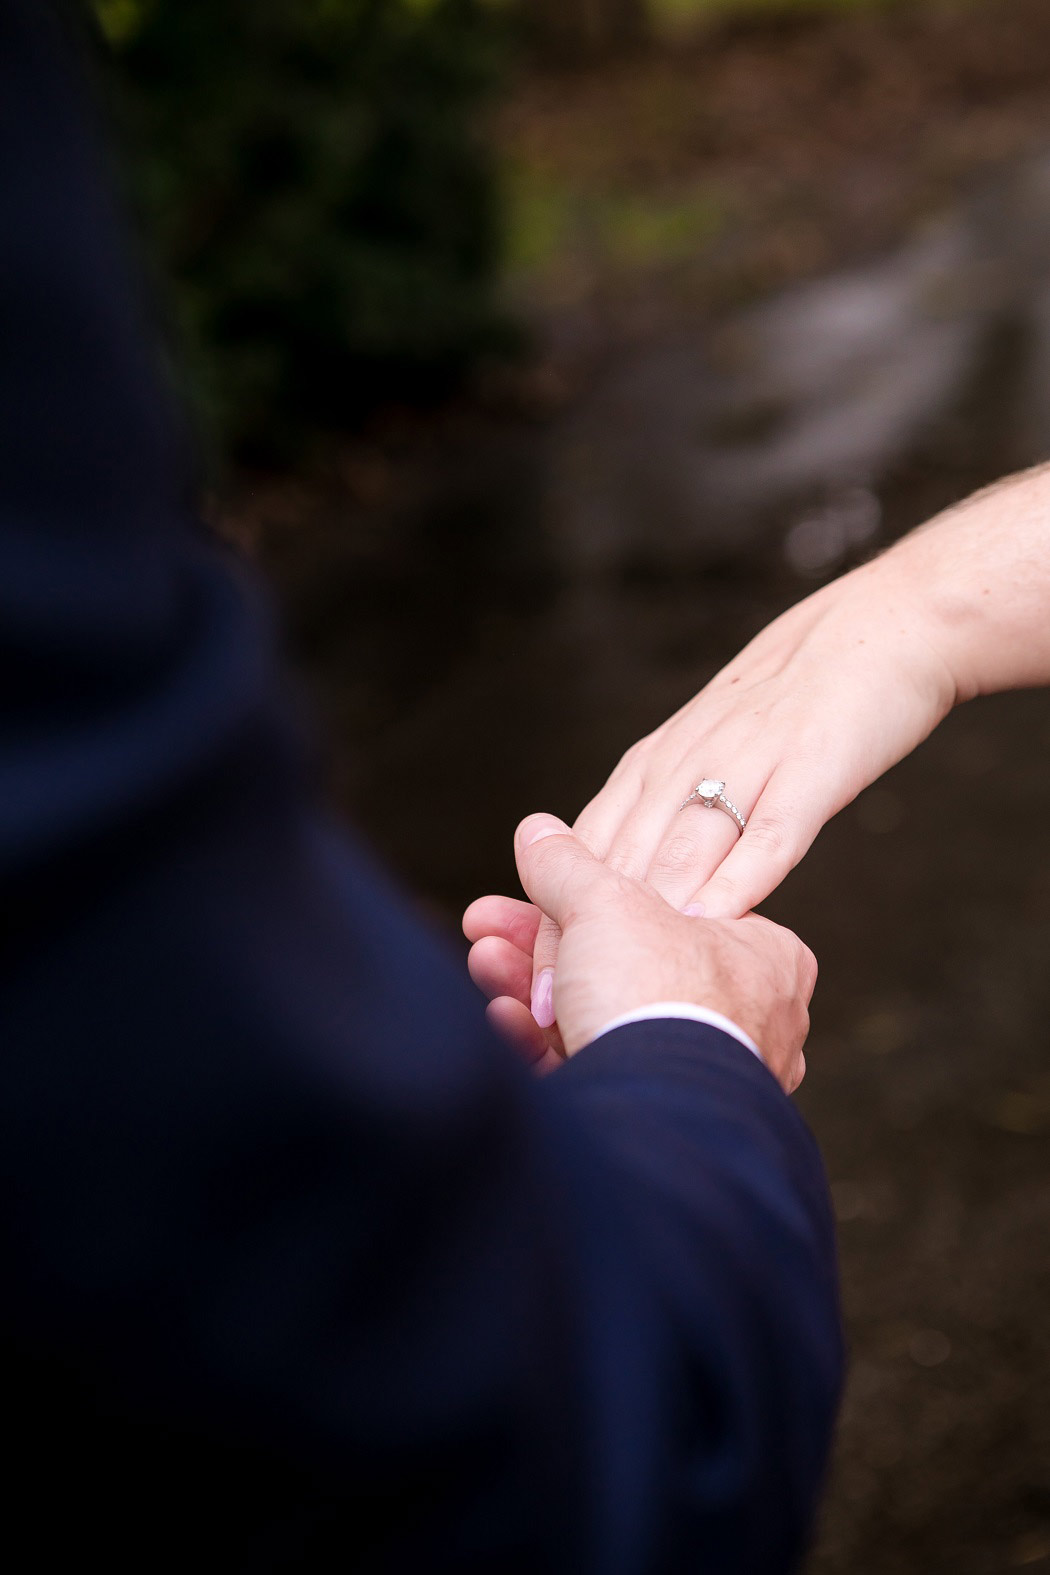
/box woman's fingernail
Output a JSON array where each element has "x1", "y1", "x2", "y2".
[
  {"x1": 531, "y1": 967, "x2": 555, "y2": 1028},
  {"x1": 683, "y1": 902, "x2": 706, "y2": 918}
]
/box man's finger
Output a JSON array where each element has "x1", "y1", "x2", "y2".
[
  {"x1": 517, "y1": 813, "x2": 611, "y2": 1029},
  {"x1": 524, "y1": 777, "x2": 646, "y2": 1030},
  {"x1": 514, "y1": 815, "x2": 607, "y2": 925},
  {"x1": 515, "y1": 815, "x2": 610, "y2": 1028}
]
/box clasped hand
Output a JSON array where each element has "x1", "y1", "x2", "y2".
[
  {"x1": 465, "y1": 539, "x2": 969, "y2": 1091},
  {"x1": 465, "y1": 813, "x2": 816, "y2": 1092}
]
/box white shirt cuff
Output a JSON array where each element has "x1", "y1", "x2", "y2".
[{"x1": 589, "y1": 1002, "x2": 764, "y2": 1064}]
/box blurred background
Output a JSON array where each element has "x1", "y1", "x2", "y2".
[{"x1": 93, "y1": 2, "x2": 1050, "y2": 1569}]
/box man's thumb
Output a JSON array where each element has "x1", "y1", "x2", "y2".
[{"x1": 515, "y1": 814, "x2": 604, "y2": 930}]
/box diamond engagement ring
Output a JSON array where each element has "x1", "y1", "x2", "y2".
[{"x1": 679, "y1": 777, "x2": 747, "y2": 834}]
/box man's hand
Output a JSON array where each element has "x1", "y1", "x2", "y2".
[{"x1": 465, "y1": 814, "x2": 817, "y2": 1093}]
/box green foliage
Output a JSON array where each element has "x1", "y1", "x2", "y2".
[
  {"x1": 506, "y1": 164, "x2": 727, "y2": 284},
  {"x1": 94, "y1": 0, "x2": 507, "y2": 460}
]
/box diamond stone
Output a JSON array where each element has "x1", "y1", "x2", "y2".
[{"x1": 697, "y1": 778, "x2": 724, "y2": 799}]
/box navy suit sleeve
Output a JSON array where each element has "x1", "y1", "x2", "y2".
[{"x1": 0, "y1": 5, "x2": 842, "y2": 1571}]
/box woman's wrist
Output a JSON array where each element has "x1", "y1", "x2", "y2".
[{"x1": 811, "y1": 551, "x2": 961, "y2": 726}]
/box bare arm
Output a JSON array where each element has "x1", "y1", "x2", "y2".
[
  {"x1": 466, "y1": 463, "x2": 1050, "y2": 1050},
  {"x1": 892, "y1": 461, "x2": 1050, "y2": 702}
]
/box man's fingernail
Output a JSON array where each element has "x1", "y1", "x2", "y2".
[
  {"x1": 683, "y1": 902, "x2": 706, "y2": 918},
  {"x1": 530, "y1": 967, "x2": 555, "y2": 1028},
  {"x1": 522, "y1": 815, "x2": 570, "y2": 848}
]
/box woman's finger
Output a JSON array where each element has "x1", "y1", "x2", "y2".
[
  {"x1": 463, "y1": 894, "x2": 541, "y2": 952},
  {"x1": 640, "y1": 768, "x2": 772, "y2": 911},
  {"x1": 469, "y1": 932, "x2": 566, "y2": 1058},
  {"x1": 468, "y1": 935, "x2": 533, "y2": 1005},
  {"x1": 597, "y1": 751, "x2": 761, "y2": 894},
  {"x1": 528, "y1": 913, "x2": 559, "y2": 1028},
  {"x1": 485, "y1": 995, "x2": 550, "y2": 1065},
  {"x1": 571, "y1": 766, "x2": 645, "y2": 860},
  {"x1": 689, "y1": 773, "x2": 819, "y2": 918}
]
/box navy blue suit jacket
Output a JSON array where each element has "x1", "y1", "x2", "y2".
[{"x1": 0, "y1": 4, "x2": 842, "y2": 1569}]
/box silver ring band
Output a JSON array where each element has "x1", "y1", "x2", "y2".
[{"x1": 679, "y1": 777, "x2": 747, "y2": 835}]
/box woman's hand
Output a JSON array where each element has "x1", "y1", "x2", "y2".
[
  {"x1": 467, "y1": 814, "x2": 818, "y2": 1093},
  {"x1": 563, "y1": 556, "x2": 959, "y2": 921},
  {"x1": 467, "y1": 461, "x2": 1050, "y2": 1045},
  {"x1": 467, "y1": 552, "x2": 959, "y2": 1048}
]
